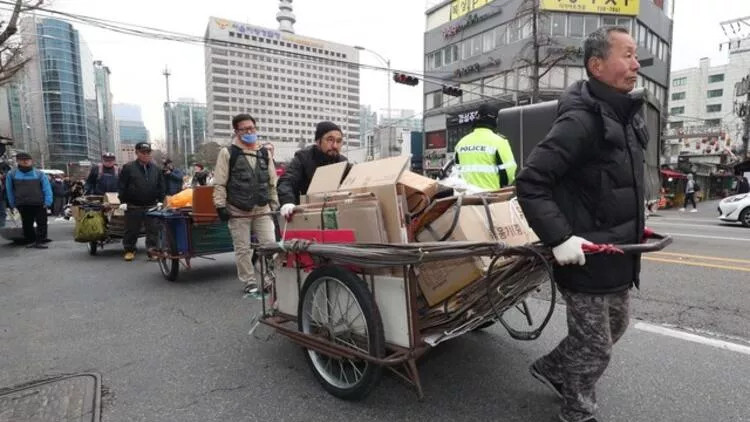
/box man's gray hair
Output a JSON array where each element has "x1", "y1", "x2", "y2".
[{"x1": 584, "y1": 26, "x2": 630, "y2": 77}]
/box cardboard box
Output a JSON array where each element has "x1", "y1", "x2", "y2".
[
  {"x1": 398, "y1": 171, "x2": 439, "y2": 215},
  {"x1": 414, "y1": 198, "x2": 539, "y2": 306},
  {"x1": 192, "y1": 185, "x2": 218, "y2": 223},
  {"x1": 284, "y1": 199, "x2": 388, "y2": 243},
  {"x1": 339, "y1": 156, "x2": 410, "y2": 244}
]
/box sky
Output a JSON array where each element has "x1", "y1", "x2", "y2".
[{"x1": 10, "y1": 0, "x2": 750, "y2": 142}]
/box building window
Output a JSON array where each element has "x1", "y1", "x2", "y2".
[
  {"x1": 669, "y1": 121, "x2": 683, "y2": 129},
  {"x1": 705, "y1": 118, "x2": 721, "y2": 126},
  {"x1": 707, "y1": 104, "x2": 722, "y2": 113},
  {"x1": 672, "y1": 77, "x2": 686, "y2": 87},
  {"x1": 584, "y1": 15, "x2": 599, "y2": 34},
  {"x1": 483, "y1": 29, "x2": 495, "y2": 52},
  {"x1": 568, "y1": 14, "x2": 584, "y2": 38},
  {"x1": 433, "y1": 50, "x2": 442, "y2": 69},
  {"x1": 671, "y1": 92, "x2": 686, "y2": 100},
  {"x1": 601, "y1": 16, "x2": 617, "y2": 26},
  {"x1": 637, "y1": 22, "x2": 647, "y2": 48},
  {"x1": 551, "y1": 13, "x2": 566, "y2": 36},
  {"x1": 708, "y1": 74, "x2": 724, "y2": 83},
  {"x1": 669, "y1": 106, "x2": 684, "y2": 115},
  {"x1": 471, "y1": 34, "x2": 483, "y2": 56},
  {"x1": 508, "y1": 19, "x2": 522, "y2": 42},
  {"x1": 707, "y1": 89, "x2": 723, "y2": 98}
]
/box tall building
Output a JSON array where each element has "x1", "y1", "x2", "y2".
[
  {"x1": 204, "y1": 2, "x2": 362, "y2": 162},
  {"x1": 164, "y1": 99, "x2": 207, "y2": 168},
  {"x1": 19, "y1": 17, "x2": 104, "y2": 169},
  {"x1": 94, "y1": 60, "x2": 115, "y2": 154},
  {"x1": 113, "y1": 103, "x2": 149, "y2": 148},
  {"x1": 0, "y1": 81, "x2": 25, "y2": 150},
  {"x1": 359, "y1": 105, "x2": 378, "y2": 144},
  {"x1": 422, "y1": 0, "x2": 673, "y2": 174}
]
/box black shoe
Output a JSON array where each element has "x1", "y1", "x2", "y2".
[
  {"x1": 26, "y1": 243, "x2": 48, "y2": 249},
  {"x1": 41, "y1": 238, "x2": 52, "y2": 243},
  {"x1": 559, "y1": 415, "x2": 597, "y2": 422},
  {"x1": 530, "y1": 361, "x2": 564, "y2": 399}
]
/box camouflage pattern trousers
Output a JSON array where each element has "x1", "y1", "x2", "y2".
[{"x1": 535, "y1": 288, "x2": 630, "y2": 421}]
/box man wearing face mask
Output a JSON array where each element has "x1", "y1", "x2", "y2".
[
  {"x1": 278, "y1": 121, "x2": 349, "y2": 217},
  {"x1": 213, "y1": 114, "x2": 278, "y2": 293}
]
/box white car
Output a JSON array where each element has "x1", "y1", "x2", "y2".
[{"x1": 718, "y1": 193, "x2": 750, "y2": 227}]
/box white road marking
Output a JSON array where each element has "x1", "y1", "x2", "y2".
[
  {"x1": 651, "y1": 216, "x2": 725, "y2": 223},
  {"x1": 634, "y1": 321, "x2": 750, "y2": 356},
  {"x1": 655, "y1": 232, "x2": 750, "y2": 242},
  {"x1": 647, "y1": 221, "x2": 741, "y2": 230}
]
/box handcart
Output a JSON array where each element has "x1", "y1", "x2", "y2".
[
  {"x1": 253, "y1": 233, "x2": 672, "y2": 400},
  {"x1": 74, "y1": 196, "x2": 131, "y2": 256}
]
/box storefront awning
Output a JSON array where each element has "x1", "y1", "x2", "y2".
[{"x1": 660, "y1": 169, "x2": 687, "y2": 179}]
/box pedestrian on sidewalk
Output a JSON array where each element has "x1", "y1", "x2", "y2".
[
  {"x1": 212, "y1": 113, "x2": 278, "y2": 294},
  {"x1": 681, "y1": 173, "x2": 698, "y2": 212},
  {"x1": 4, "y1": 152, "x2": 53, "y2": 248},
  {"x1": 516, "y1": 26, "x2": 647, "y2": 422},
  {"x1": 736, "y1": 176, "x2": 749, "y2": 194},
  {"x1": 0, "y1": 163, "x2": 9, "y2": 228},
  {"x1": 51, "y1": 175, "x2": 66, "y2": 216},
  {"x1": 118, "y1": 142, "x2": 164, "y2": 261}
]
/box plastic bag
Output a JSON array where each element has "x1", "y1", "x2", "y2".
[
  {"x1": 167, "y1": 188, "x2": 193, "y2": 208},
  {"x1": 74, "y1": 210, "x2": 106, "y2": 242},
  {"x1": 437, "y1": 166, "x2": 488, "y2": 195}
]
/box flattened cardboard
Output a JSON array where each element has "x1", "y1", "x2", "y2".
[
  {"x1": 284, "y1": 199, "x2": 388, "y2": 243},
  {"x1": 398, "y1": 171, "x2": 439, "y2": 215},
  {"x1": 339, "y1": 155, "x2": 410, "y2": 244},
  {"x1": 104, "y1": 193, "x2": 120, "y2": 205},
  {"x1": 416, "y1": 258, "x2": 483, "y2": 307},
  {"x1": 307, "y1": 161, "x2": 349, "y2": 195}
]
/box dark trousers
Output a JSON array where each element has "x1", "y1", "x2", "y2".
[
  {"x1": 17, "y1": 205, "x2": 47, "y2": 244},
  {"x1": 684, "y1": 192, "x2": 696, "y2": 209},
  {"x1": 122, "y1": 205, "x2": 158, "y2": 253},
  {"x1": 53, "y1": 197, "x2": 65, "y2": 216},
  {"x1": 534, "y1": 288, "x2": 630, "y2": 421}
]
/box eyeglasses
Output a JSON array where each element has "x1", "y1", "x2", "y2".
[{"x1": 235, "y1": 126, "x2": 257, "y2": 133}]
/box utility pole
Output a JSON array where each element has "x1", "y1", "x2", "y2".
[{"x1": 162, "y1": 66, "x2": 171, "y2": 103}]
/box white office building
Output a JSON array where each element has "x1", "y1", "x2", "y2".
[
  {"x1": 204, "y1": 6, "x2": 362, "y2": 162},
  {"x1": 668, "y1": 42, "x2": 750, "y2": 155}
]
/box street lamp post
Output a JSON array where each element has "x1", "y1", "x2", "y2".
[{"x1": 355, "y1": 46, "x2": 391, "y2": 160}]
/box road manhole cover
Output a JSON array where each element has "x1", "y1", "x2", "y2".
[{"x1": 0, "y1": 373, "x2": 101, "y2": 422}]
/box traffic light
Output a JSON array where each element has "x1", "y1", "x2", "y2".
[
  {"x1": 442, "y1": 85, "x2": 463, "y2": 97},
  {"x1": 393, "y1": 72, "x2": 419, "y2": 86}
]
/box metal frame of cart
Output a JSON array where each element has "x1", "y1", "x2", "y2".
[{"x1": 254, "y1": 235, "x2": 672, "y2": 400}]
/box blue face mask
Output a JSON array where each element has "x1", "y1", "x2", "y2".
[{"x1": 240, "y1": 133, "x2": 257, "y2": 144}]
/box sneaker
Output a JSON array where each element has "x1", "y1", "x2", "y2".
[
  {"x1": 690, "y1": 209, "x2": 698, "y2": 213},
  {"x1": 530, "y1": 361, "x2": 564, "y2": 399},
  {"x1": 26, "y1": 243, "x2": 48, "y2": 249},
  {"x1": 679, "y1": 208, "x2": 686, "y2": 212},
  {"x1": 124, "y1": 251, "x2": 135, "y2": 261},
  {"x1": 243, "y1": 281, "x2": 259, "y2": 294},
  {"x1": 559, "y1": 415, "x2": 597, "y2": 422}
]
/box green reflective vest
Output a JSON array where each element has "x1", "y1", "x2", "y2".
[{"x1": 454, "y1": 127, "x2": 517, "y2": 191}]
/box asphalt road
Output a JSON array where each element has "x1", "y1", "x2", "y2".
[{"x1": 1, "y1": 208, "x2": 749, "y2": 422}]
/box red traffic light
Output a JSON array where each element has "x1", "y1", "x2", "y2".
[{"x1": 393, "y1": 72, "x2": 419, "y2": 86}]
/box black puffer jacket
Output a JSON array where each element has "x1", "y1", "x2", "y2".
[
  {"x1": 278, "y1": 145, "x2": 349, "y2": 205},
  {"x1": 516, "y1": 78, "x2": 648, "y2": 294}
]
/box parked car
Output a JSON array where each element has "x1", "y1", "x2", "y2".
[{"x1": 718, "y1": 193, "x2": 750, "y2": 227}]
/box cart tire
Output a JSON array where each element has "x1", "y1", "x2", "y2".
[
  {"x1": 87, "y1": 241, "x2": 98, "y2": 256},
  {"x1": 298, "y1": 265, "x2": 385, "y2": 401},
  {"x1": 159, "y1": 258, "x2": 180, "y2": 281}
]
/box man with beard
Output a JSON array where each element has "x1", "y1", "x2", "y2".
[{"x1": 278, "y1": 121, "x2": 349, "y2": 217}]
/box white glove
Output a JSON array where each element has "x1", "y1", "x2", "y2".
[
  {"x1": 156, "y1": 202, "x2": 163, "y2": 209},
  {"x1": 118, "y1": 204, "x2": 128, "y2": 211},
  {"x1": 280, "y1": 203, "x2": 296, "y2": 218},
  {"x1": 552, "y1": 236, "x2": 589, "y2": 266}
]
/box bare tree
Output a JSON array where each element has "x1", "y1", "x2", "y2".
[
  {"x1": 514, "y1": 0, "x2": 583, "y2": 103},
  {"x1": 0, "y1": 0, "x2": 43, "y2": 86}
]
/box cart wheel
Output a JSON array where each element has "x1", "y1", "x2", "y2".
[
  {"x1": 297, "y1": 265, "x2": 385, "y2": 401},
  {"x1": 159, "y1": 258, "x2": 180, "y2": 281},
  {"x1": 87, "y1": 241, "x2": 98, "y2": 256}
]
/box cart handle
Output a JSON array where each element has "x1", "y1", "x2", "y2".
[{"x1": 582, "y1": 233, "x2": 672, "y2": 255}]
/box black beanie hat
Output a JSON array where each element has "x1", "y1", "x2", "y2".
[
  {"x1": 315, "y1": 121, "x2": 342, "y2": 141},
  {"x1": 474, "y1": 103, "x2": 498, "y2": 129}
]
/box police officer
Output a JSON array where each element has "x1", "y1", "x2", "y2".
[
  {"x1": 454, "y1": 104, "x2": 517, "y2": 191},
  {"x1": 213, "y1": 113, "x2": 278, "y2": 293}
]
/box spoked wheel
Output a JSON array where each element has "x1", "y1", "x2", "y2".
[
  {"x1": 298, "y1": 265, "x2": 385, "y2": 401},
  {"x1": 87, "y1": 241, "x2": 98, "y2": 256},
  {"x1": 159, "y1": 257, "x2": 180, "y2": 281}
]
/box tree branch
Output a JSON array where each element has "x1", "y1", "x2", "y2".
[{"x1": 538, "y1": 53, "x2": 575, "y2": 79}]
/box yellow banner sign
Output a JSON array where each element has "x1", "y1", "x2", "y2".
[
  {"x1": 450, "y1": 0, "x2": 495, "y2": 20},
  {"x1": 540, "y1": 0, "x2": 640, "y2": 16}
]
